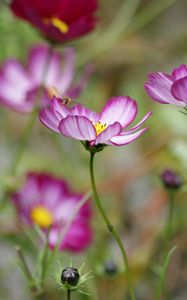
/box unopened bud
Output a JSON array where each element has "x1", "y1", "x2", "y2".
[{"x1": 61, "y1": 267, "x2": 80, "y2": 287}]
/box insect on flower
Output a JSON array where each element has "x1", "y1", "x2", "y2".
[{"x1": 51, "y1": 87, "x2": 81, "y2": 108}]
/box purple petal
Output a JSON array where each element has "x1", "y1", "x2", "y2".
[
  {"x1": 28, "y1": 45, "x2": 61, "y2": 86},
  {"x1": 55, "y1": 48, "x2": 75, "y2": 93},
  {"x1": 39, "y1": 108, "x2": 60, "y2": 132},
  {"x1": 99, "y1": 96, "x2": 138, "y2": 128},
  {"x1": 144, "y1": 72, "x2": 184, "y2": 106},
  {"x1": 51, "y1": 97, "x2": 71, "y2": 118},
  {"x1": 171, "y1": 64, "x2": 187, "y2": 80},
  {"x1": 59, "y1": 115, "x2": 96, "y2": 141},
  {"x1": 171, "y1": 76, "x2": 187, "y2": 104},
  {"x1": 70, "y1": 103, "x2": 99, "y2": 123},
  {"x1": 108, "y1": 128, "x2": 147, "y2": 146},
  {"x1": 95, "y1": 122, "x2": 122, "y2": 145},
  {"x1": 125, "y1": 111, "x2": 152, "y2": 133}
]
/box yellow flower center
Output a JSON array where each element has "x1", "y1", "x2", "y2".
[
  {"x1": 31, "y1": 206, "x2": 53, "y2": 228},
  {"x1": 43, "y1": 16, "x2": 69, "y2": 34},
  {"x1": 94, "y1": 121, "x2": 107, "y2": 135}
]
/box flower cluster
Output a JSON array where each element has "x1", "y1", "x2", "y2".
[
  {"x1": 10, "y1": 0, "x2": 98, "y2": 43},
  {"x1": 40, "y1": 96, "x2": 152, "y2": 148},
  {"x1": 11, "y1": 172, "x2": 92, "y2": 252},
  {"x1": 0, "y1": 45, "x2": 91, "y2": 113}
]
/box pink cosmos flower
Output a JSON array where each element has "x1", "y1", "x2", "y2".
[
  {"x1": 11, "y1": 172, "x2": 92, "y2": 252},
  {"x1": 144, "y1": 64, "x2": 187, "y2": 106},
  {"x1": 10, "y1": 0, "x2": 98, "y2": 43},
  {"x1": 39, "y1": 96, "x2": 152, "y2": 148},
  {"x1": 0, "y1": 44, "x2": 92, "y2": 113}
]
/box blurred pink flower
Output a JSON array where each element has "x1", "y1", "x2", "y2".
[
  {"x1": 11, "y1": 172, "x2": 92, "y2": 252},
  {"x1": 40, "y1": 96, "x2": 152, "y2": 147},
  {"x1": 10, "y1": 0, "x2": 98, "y2": 43},
  {"x1": 0, "y1": 44, "x2": 92, "y2": 113},
  {"x1": 145, "y1": 64, "x2": 187, "y2": 106}
]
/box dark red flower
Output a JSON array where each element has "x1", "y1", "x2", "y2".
[{"x1": 10, "y1": 0, "x2": 98, "y2": 43}]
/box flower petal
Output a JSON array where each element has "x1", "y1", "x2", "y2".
[
  {"x1": 70, "y1": 103, "x2": 99, "y2": 123},
  {"x1": 95, "y1": 122, "x2": 122, "y2": 145},
  {"x1": 124, "y1": 111, "x2": 152, "y2": 133},
  {"x1": 144, "y1": 72, "x2": 184, "y2": 106},
  {"x1": 99, "y1": 96, "x2": 138, "y2": 128},
  {"x1": 39, "y1": 108, "x2": 60, "y2": 132},
  {"x1": 171, "y1": 76, "x2": 187, "y2": 104},
  {"x1": 171, "y1": 64, "x2": 187, "y2": 80},
  {"x1": 51, "y1": 97, "x2": 71, "y2": 118},
  {"x1": 59, "y1": 115, "x2": 96, "y2": 141},
  {"x1": 28, "y1": 45, "x2": 61, "y2": 86},
  {"x1": 108, "y1": 128, "x2": 147, "y2": 146}
]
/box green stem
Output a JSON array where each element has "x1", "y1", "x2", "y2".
[
  {"x1": 67, "y1": 289, "x2": 71, "y2": 300},
  {"x1": 89, "y1": 153, "x2": 136, "y2": 300},
  {"x1": 165, "y1": 192, "x2": 175, "y2": 242}
]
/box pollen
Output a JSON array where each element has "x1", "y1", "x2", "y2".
[
  {"x1": 31, "y1": 205, "x2": 53, "y2": 228},
  {"x1": 43, "y1": 16, "x2": 69, "y2": 34},
  {"x1": 94, "y1": 121, "x2": 107, "y2": 135}
]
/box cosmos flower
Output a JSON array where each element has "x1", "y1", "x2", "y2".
[
  {"x1": 145, "y1": 64, "x2": 187, "y2": 106},
  {"x1": 40, "y1": 96, "x2": 152, "y2": 148},
  {"x1": 0, "y1": 45, "x2": 92, "y2": 113},
  {"x1": 10, "y1": 0, "x2": 98, "y2": 43},
  {"x1": 11, "y1": 172, "x2": 92, "y2": 252}
]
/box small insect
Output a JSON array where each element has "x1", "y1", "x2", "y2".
[{"x1": 52, "y1": 87, "x2": 73, "y2": 106}]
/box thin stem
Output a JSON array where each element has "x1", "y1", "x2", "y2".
[
  {"x1": 67, "y1": 289, "x2": 71, "y2": 300},
  {"x1": 89, "y1": 153, "x2": 136, "y2": 300},
  {"x1": 165, "y1": 192, "x2": 175, "y2": 242},
  {"x1": 16, "y1": 246, "x2": 33, "y2": 282}
]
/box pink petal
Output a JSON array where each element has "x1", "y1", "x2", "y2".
[
  {"x1": 39, "y1": 108, "x2": 60, "y2": 132},
  {"x1": 171, "y1": 64, "x2": 187, "y2": 80},
  {"x1": 95, "y1": 122, "x2": 122, "y2": 145},
  {"x1": 70, "y1": 103, "x2": 99, "y2": 123},
  {"x1": 144, "y1": 72, "x2": 184, "y2": 106},
  {"x1": 59, "y1": 115, "x2": 96, "y2": 141},
  {"x1": 125, "y1": 111, "x2": 152, "y2": 133},
  {"x1": 171, "y1": 77, "x2": 187, "y2": 104},
  {"x1": 108, "y1": 128, "x2": 147, "y2": 146},
  {"x1": 2, "y1": 59, "x2": 32, "y2": 89},
  {"x1": 28, "y1": 45, "x2": 61, "y2": 86},
  {"x1": 99, "y1": 96, "x2": 138, "y2": 128},
  {"x1": 51, "y1": 97, "x2": 70, "y2": 118}
]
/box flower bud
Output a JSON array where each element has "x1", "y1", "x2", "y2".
[
  {"x1": 104, "y1": 261, "x2": 118, "y2": 276},
  {"x1": 161, "y1": 169, "x2": 182, "y2": 189},
  {"x1": 61, "y1": 267, "x2": 80, "y2": 287}
]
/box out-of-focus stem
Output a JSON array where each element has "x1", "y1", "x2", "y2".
[
  {"x1": 89, "y1": 153, "x2": 136, "y2": 300},
  {"x1": 165, "y1": 192, "x2": 175, "y2": 242},
  {"x1": 67, "y1": 289, "x2": 71, "y2": 300}
]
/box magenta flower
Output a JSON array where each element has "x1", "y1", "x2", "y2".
[
  {"x1": 40, "y1": 96, "x2": 152, "y2": 148},
  {"x1": 0, "y1": 45, "x2": 92, "y2": 113},
  {"x1": 11, "y1": 172, "x2": 92, "y2": 252},
  {"x1": 10, "y1": 0, "x2": 98, "y2": 43},
  {"x1": 145, "y1": 64, "x2": 187, "y2": 106}
]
